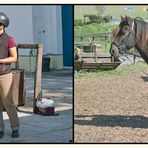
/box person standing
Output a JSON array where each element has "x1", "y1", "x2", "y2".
[{"x1": 0, "y1": 12, "x2": 19, "y2": 138}]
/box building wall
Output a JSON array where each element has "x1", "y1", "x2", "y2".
[
  {"x1": 32, "y1": 5, "x2": 63, "y2": 70},
  {"x1": 32, "y1": 5, "x2": 63, "y2": 55}
]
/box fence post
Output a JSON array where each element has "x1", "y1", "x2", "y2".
[{"x1": 33, "y1": 44, "x2": 43, "y2": 112}]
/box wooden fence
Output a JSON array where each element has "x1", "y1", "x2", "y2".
[{"x1": 75, "y1": 32, "x2": 111, "y2": 53}]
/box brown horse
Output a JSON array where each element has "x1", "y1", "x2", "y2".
[{"x1": 110, "y1": 16, "x2": 148, "y2": 64}]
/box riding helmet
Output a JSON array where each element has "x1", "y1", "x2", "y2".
[{"x1": 0, "y1": 12, "x2": 9, "y2": 27}]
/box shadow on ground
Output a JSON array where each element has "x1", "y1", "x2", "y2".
[
  {"x1": 141, "y1": 76, "x2": 148, "y2": 82},
  {"x1": 75, "y1": 114, "x2": 148, "y2": 128}
]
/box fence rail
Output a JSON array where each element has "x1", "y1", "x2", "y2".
[
  {"x1": 75, "y1": 32, "x2": 111, "y2": 54},
  {"x1": 75, "y1": 32, "x2": 110, "y2": 38}
]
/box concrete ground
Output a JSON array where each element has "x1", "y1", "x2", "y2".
[
  {"x1": 117, "y1": 55, "x2": 143, "y2": 68},
  {"x1": 0, "y1": 69, "x2": 73, "y2": 143}
]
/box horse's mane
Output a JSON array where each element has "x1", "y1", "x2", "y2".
[
  {"x1": 110, "y1": 27, "x2": 119, "y2": 42},
  {"x1": 134, "y1": 17, "x2": 144, "y2": 21}
]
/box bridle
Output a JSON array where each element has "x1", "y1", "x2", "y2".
[{"x1": 111, "y1": 19, "x2": 135, "y2": 55}]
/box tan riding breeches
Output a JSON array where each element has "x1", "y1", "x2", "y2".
[{"x1": 0, "y1": 72, "x2": 19, "y2": 131}]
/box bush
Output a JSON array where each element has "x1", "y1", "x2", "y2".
[
  {"x1": 87, "y1": 15, "x2": 99, "y2": 23},
  {"x1": 103, "y1": 15, "x2": 113, "y2": 23},
  {"x1": 84, "y1": 14, "x2": 105, "y2": 24},
  {"x1": 74, "y1": 19, "x2": 84, "y2": 26},
  {"x1": 83, "y1": 15, "x2": 90, "y2": 24}
]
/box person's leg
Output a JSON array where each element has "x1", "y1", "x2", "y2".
[
  {"x1": 0, "y1": 73, "x2": 19, "y2": 134},
  {"x1": 0, "y1": 96, "x2": 4, "y2": 138},
  {"x1": 0, "y1": 96, "x2": 4, "y2": 132}
]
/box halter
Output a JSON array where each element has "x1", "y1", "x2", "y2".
[{"x1": 112, "y1": 19, "x2": 135, "y2": 55}]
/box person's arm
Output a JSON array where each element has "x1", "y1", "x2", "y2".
[{"x1": 0, "y1": 47, "x2": 17, "y2": 64}]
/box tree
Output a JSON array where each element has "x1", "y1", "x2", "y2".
[{"x1": 95, "y1": 6, "x2": 105, "y2": 23}]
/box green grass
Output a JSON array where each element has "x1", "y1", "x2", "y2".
[
  {"x1": 75, "y1": 61, "x2": 148, "y2": 79},
  {"x1": 75, "y1": 23, "x2": 117, "y2": 36}
]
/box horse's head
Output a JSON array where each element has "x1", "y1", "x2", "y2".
[{"x1": 110, "y1": 16, "x2": 136, "y2": 59}]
